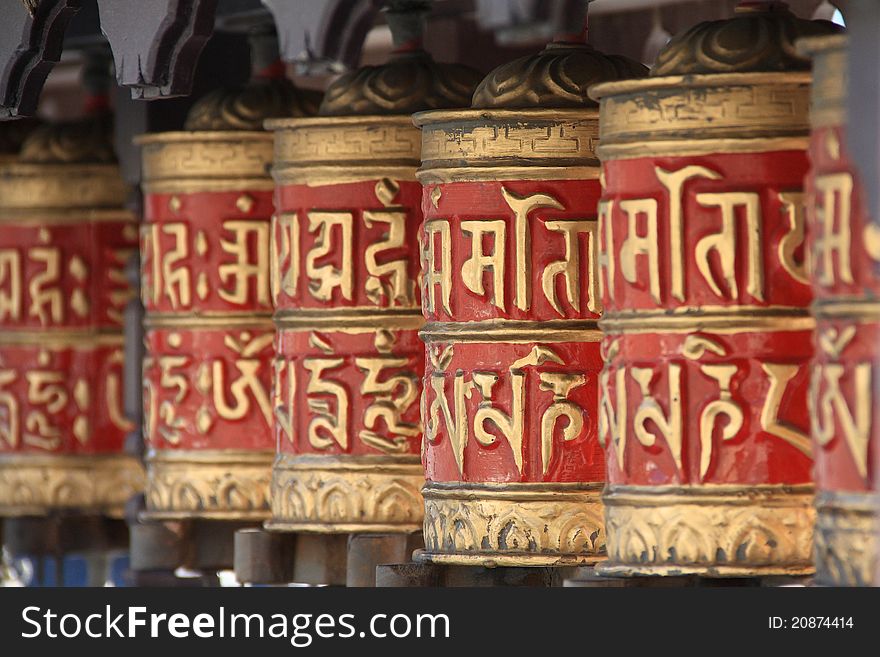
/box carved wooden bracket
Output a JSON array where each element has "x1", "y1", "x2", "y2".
[
  {"x1": 0, "y1": 0, "x2": 84, "y2": 119},
  {"x1": 97, "y1": 0, "x2": 219, "y2": 99},
  {"x1": 262, "y1": 0, "x2": 383, "y2": 73}
]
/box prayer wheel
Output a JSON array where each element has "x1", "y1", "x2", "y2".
[
  {"x1": 414, "y1": 37, "x2": 646, "y2": 565},
  {"x1": 590, "y1": 2, "x2": 841, "y2": 576},
  {"x1": 802, "y1": 34, "x2": 879, "y2": 586},
  {"x1": 265, "y1": 7, "x2": 480, "y2": 534},
  {"x1": 137, "y1": 62, "x2": 318, "y2": 521},
  {"x1": 0, "y1": 114, "x2": 143, "y2": 516}
]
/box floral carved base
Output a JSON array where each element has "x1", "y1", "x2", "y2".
[
  {"x1": 417, "y1": 482, "x2": 606, "y2": 567},
  {"x1": 814, "y1": 491, "x2": 879, "y2": 587},
  {"x1": 0, "y1": 454, "x2": 144, "y2": 518},
  {"x1": 598, "y1": 484, "x2": 815, "y2": 577},
  {"x1": 266, "y1": 454, "x2": 424, "y2": 533},
  {"x1": 144, "y1": 449, "x2": 273, "y2": 521}
]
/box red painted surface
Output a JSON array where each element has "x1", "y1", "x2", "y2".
[
  {"x1": 0, "y1": 219, "x2": 135, "y2": 455},
  {"x1": 420, "y1": 178, "x2": 605, "y2": 484},
  {"x1": 600, "y1": 150, "x2": 814, "y2": 487}
]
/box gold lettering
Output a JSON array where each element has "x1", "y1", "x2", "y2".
[
  {"x1": 631, "y1": 365, "x2": 683, "y2": 473},
  {"x1": 656, "y1": 165, "x2": 721, "y2": 302},
  {"x1": 306, "y1": 211, "x2": 353, "y2": 302},
  {"x1": 619, "y1": 199, "x2": 661, "y2": 304},
  {"x1": 0, "y1": 369, "x2": 19, "y2": 448},
  {"x1": 539, "y1": 372, "x2": 586, "y2": 476},
  {"x1": 542, "y1": 219, "x2": 600, "y2": 316},
  {"x1": 0, "y1": 249, "x2": 22, "y2": 321},
  {"x1": 364, "y1": 209, "x2": 414, "y2": 307},
  {"x1": 778, "y1": 192, "x2": 809, "y2": 285},
  {"x1": 460, "y1": 219, "x2": 505, "y2": 311},
  {"x1": 304, "y1": 357, "x2": 349, "y2": 450},
  {"x1": 695, "y1": 192, "x2": 764, "y2": 301},
  {"x1": 501, "y1": 188, "x2": 563, "y2": 311},
  {"x1": 161, "y1": 223, "x2": 191, "y2": 309},
  {"x1": 271, "y1": 213, "x2": 300, "y2": 305},
  {"x1": 355, "y1": 356, "x2": 420, "y2": 453},
  {"x1": 597, "y1": 200, "x2": 615, "y2": 302},
  {"x1": 698, "y1": 364, "x2": 743, "y2": 480},
  {"x1": 218, "y1": 220, "x2": 270, "y2": 306},
  {"x1": 423, "y1": 219, "x2": 452, "y2": 315},
  {"x1": 762, "y1": 363, "x2": 812, "y2": 457},
  {"x1": 27, "y1": 247, "x2": 63, "y2": 325},
  {"x1": 813, "y1": 172, "x2": 854, "y2": 286}
]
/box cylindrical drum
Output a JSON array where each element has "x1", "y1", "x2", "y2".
[
  {"x1": 0, "y1": 118, "x2": 143, "y2": 516},
  {"x1": 802, "y1": 35, "x2": 879, "y2": 586},
  {"x1": 138, "y1": 72, "x2": 317, "y2": 520},
  {"x1": 265, "y1": 25, "x2": 480, "y2": 534},
  {"x1": 414, "y1": 40, "x2": 646, "y2": 566},
  {"x1": 590, "y1": 3, "x2": 841, "y2": 576}
]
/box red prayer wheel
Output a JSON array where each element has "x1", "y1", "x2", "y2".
[
  {"x1": 414, "y1": 38, "x2": 646, "y2": 565},
  {"x1": 0, "y1": 116, "x2": 143, "y2": 516},
  {"x1": 802, "y1": 34, "x2": 879, "y2": 586},
  {"x1": 590, "y1": 3, "x2": 841, "y2": 576},
  {"x1": 265, "y1": 9, "x2": 480, "y2": 534},
  {"x1": 138, "y1": 70, "x2": 318, "y2": 520}
]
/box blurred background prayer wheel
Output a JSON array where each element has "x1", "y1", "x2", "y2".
[
  {"x1": 591, "y1": 2, "x2": 841, "y2": 577},
  {"x1": 413, "y1": 17, "x2": 646, "y2": 566},
  {"x1": 801, "y1": 34, "x2": 879, "y2": 586},
  {"x1": 0, "y1": 83, "x2": 142, "y2": 518},
  {"x1": 137, "y1": 32, "x2": 318, "y2": 523},
  {"x1": 265, "y1": 4, "x2": 479, "y2": 535}
]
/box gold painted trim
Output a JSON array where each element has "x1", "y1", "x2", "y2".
[
  {"x1": 418, "y1": 481, "x2": 605, "y2": 566},
  {"x1": 599, "y1": 484, "x2": 815, "y2": 577},
  {"x1": 601, "y1": 306, "x2": 814, "y2": 334},
  {"x1": 421, "y1": 319, "x2": 601, "y2": 343},
  {"x1": 274, "y1": 308, "x2": 423, "y2": 331},
  {"x1": 813, "y1": 299, "x2": 880, "y2": 321},
  {"x1": 0, "y1": 453, "x2": 144, "y2": 518},
  {"x1": 0, "y1": 209, "x2": 135, "y2": 225},
  {"x1": 0, "y1": 163, "x2": 128, "y2": 210},
  {"x1": 137, "y1": 131, "x2": 273, "y2": 186},
  {"x1": 0, "y1": 329, "x2": 124, "y2": 348},
  {"x1": 591, "y1": 72, "x2": 811, "y2": 150},
  {"x1": 267, "y1": 453, "x2": 424, "y2": 533},
  {"x1": 814, "y1": 489, "x2": 879, "y2": 586},
  {"x1": 143, "y1": 448, "x2": 274, "y2": 521},
  {"x1": 799, "y1": 34, "x2": 848, "y2": 129},
  {"x1": 271, "y1": 166, "x2": 418, "y2": 186},
  {"x1": 597, "y1": 137, "x2": 810, "y2": 161},
  {"x1": 144, "y1": 312, "x2": 274, "y2": 330},
  {"x1": 267, "y1": 115, "x2": 421, "y2": 173},
  {"x1": 417, "y1": 165, "x2": 601, "y2": 184}
]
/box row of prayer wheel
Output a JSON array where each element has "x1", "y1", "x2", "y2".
[{"x1": 0, "y1": 1, "x2": 876, "y2": 585}]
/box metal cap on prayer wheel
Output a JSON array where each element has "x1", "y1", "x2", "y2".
[
  {"x1": 413, "y1": 27, "x2": 646, "y2": 565},
  {"x1": 589, "y1": 2, "x2": 841, "y2": 577},
  {"x1": 264, "y1": 3, "x2": 480, "y2": 534},
  {"x1": 136, "y1": 49, "x2": 318, "y2": 521},
  {"x1": 0, "y1": 113, "x2": 143, "y2": 517},
  {"x1": 800, "y1": 34, "x2": 879, "y2": 586}
]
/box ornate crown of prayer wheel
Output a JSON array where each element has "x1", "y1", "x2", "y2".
[
  {"x1": 413, "y1": 33, "x2": 646, "y2": 565},
  {"x1": 137, "y1": 53, "x2": 319, "y2": 521},
  {"x1": 801, "y1": 35, "x2": 879, "y2": 586},
  {"x1": 0, "y1": 111, "x2": 143, "y2": 517},
  {"x1": 589, "y1": 2, "x2": 842, "y2": 577},
  {"x1": 264, "y1": 5, "x2": 481, "y2": 534}
]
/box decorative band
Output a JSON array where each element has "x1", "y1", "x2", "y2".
[
  {"x1": 274, "y1": 308, "x2": 423, "y2": 331},
  {"x1": 266, "y1": 115, "x2": 421, "y2": 170},
  {"x1": 799, "y1": 34, "x2": 847, "y2": 129},
  {"x1": 599, "y1": 484, "x2": 815, "y2": 577},
  {"x1": 143, "y1": 448, "x2": 274, "y2": 521},
  {"x1": 0, "y1": 329, "x2": 125, "y2": 348},
  {"x1": 272, "y1": 165, "x2": 418, "y2": 186},
  {"x1": 144, "y1": 312, "x2": 274, "y2": 330},
  {"x1": 812, "y1": 299, "x2": 880, "y2": 322},
  {"x1": 141, "y1": 178, "x2": 275, "y2": 194},
  {"x1": 420, "y1": 320, "x2": 601, "y2": 343},
  {"x1": 413, "y1": 108, "x2": 600, "y2": 172},
  {"x1": 267, "y1": 453, "x2": 424, "y2": 533},
  {"x1": 0, "y1": 209, "x2": 135, "y2": 226},
  {"x1": 137, "y1": 131, "x2": 273, "y2": 184},
  {"x1": 419, "y1": 481, "x2": 605, "y2": 566},
  {"x1": 591, "y1": 72, "x2": 811, "y2": 147},
  {"x1": 600, "y1": 306, "x2": 814, "y2": 335},
  {"x1": 814, "y1": 489, "x2": 879, "y2": 586},
  {"x1": 416, "y1": 165, "x2": 601, "y2": 184},
  {"x1": 0, "y1": 163, "x2": 128, "y2": 210},
  {"x1": 0, "y1": 453, "x2": 144, "y2": 518},
  {"x1": 597, "y1": 136, "x2": 810, "y2": 161}
]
